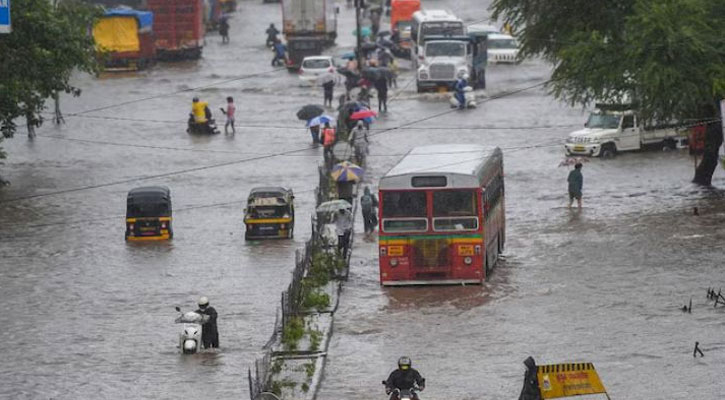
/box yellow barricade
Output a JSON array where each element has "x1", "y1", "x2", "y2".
[{"x1": 537, "y1": 363, "x2": 609, "y2": 399}]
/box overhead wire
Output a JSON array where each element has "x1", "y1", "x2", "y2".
[{"x1": 0, "y1": 80, "x2": 551, "y2": 205}]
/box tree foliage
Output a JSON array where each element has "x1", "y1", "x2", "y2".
[
  {"x1": 492, "y1": 0, "x2": 725, "y2": 184},
  {"x1": 0, "y1": 0, "x2": 101, "y2": 141}
]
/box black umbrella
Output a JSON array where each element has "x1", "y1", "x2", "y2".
[
  {"x1": 361, "y1": 67, "x2": 383, "y2": 81},
  {"x1": 296, "y1": 104, "x2": 325, "y2": 121},
  {"x1": 377, "y1": 38, "x2": 395, "y2": 49},
  {"x1": 336, "y1": 67, "x2": 360, "y2": 81},
  {"x1": 376, "y1": 30, "x2": 391, "y2": 37}
]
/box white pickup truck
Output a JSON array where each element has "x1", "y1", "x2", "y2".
[{"x1": 564, "y1": 108, "x2": 687, "y2": 157}]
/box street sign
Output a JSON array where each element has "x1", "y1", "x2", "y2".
[{"x1": 0, "y1": 0, "x2": 10, "y2": 34}]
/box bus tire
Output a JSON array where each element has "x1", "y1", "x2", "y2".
[
  {"x1": 663, "y1": 138, "x2": 677, "y2": 151},
  {"x1": 497, "y1": 232, "x2": 503, "y2": 254},
  {"x1": 484, "y1": 256, "x2": 490, "y2": 281},
  {"x1": 600, "y1": 143, "x2": 617, "y2": 159}
]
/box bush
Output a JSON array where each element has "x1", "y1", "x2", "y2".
[
  {"x1": 282, "y1": 317, "x2": 305, "y2": 351},
  {"x1": 302, "y1": 288, "x2": 330, "y2": 311},
  {"x1": 309, "y1": 329, "x2": 323, "y2": 352}
]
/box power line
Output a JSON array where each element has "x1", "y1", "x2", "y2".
[{"x1": 0, "y1": 80, "x2": 550, "y2": 205}]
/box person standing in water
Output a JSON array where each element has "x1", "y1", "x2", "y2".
[{"x1": 567, "y1": 162, "x2": 583, "y2": 209}]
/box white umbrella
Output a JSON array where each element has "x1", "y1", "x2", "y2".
[
  {"x1": 316, "y1": 199, "x2": 352, "y2": 214},
  {"x1": 316, "y1": 73, "x2": 336, "y2": 85}
]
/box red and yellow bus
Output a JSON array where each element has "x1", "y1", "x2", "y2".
[{"x1": 378, "y1": 145, "x2": 504, "y2": 285}]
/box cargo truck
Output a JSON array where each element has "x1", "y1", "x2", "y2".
[
  {"x1": 146, "y1": 0, "x2": 205, "y2": 60},
  {"x1": 564, "y1": 104, "x2": 688, "y2": 157},
  {"x1": 281, "y1": 0, "x2": 337, "y2": 51}
]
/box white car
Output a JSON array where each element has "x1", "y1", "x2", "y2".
[
  {"x1": 487, "y1": 33, "x2": 520, "y2": 64},
  {"x1": 299, "y1": 55, "x2": 337, "y2": 84}
]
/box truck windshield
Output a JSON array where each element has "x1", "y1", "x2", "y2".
[
  {"x1": 421, "y1": 22, "x2": 464, "y2": 39},
  {"x1": 488, "y1": 38, "x2": 517, "y2": 49},
  {"x1": 586, "y1": 113, "x2": 621, "y2": 129},
  {"x1": 425, "y1": 42, "x2": 466, "y2": 57}
]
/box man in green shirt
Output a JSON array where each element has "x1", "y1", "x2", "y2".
[{"x1": 567, "y1": 163, "x2": 583, "y2": 208}]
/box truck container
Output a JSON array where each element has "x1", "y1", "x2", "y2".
[
  {"x1": 564, "y1": 105, "x2": 688, "y2": 157},
  {"x1": 93, "y1": 8, "x2": 156, "y2": 71},
  {"x1": 146, "y1": 0, "x2": 204, "y2": 59},
  {"x1": 281, "y1": 0, "x2": 337, "y2": 46}
]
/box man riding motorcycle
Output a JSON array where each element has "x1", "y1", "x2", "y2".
[
  {"x1": 384, "y1": 356, "x2": 425, "y2": 400},
  {"x1": 188, "y1": 97, "x2": 217, "y2": 134},
  {"x1": 454, "y1": 72, "x2": 469, "y2": 110}
]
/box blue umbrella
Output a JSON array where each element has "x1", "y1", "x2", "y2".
[
  {"x1": 341, "y1": 52, "x2": 356, "y2": 60},
  {"x1": 307, "y1": 115, "x2": 334, "y2": 127}
]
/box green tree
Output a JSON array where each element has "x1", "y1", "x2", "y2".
[
  {"x1": 492, "y1": 0, "x2": 725, "y2": 185},
  {"x1": 0, "y1": 0, "x2": 100, "y2": 158}
]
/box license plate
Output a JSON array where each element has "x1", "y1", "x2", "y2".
[
  {"x1": 388, "y1": 246, "x2": 404, "y2": 256},
  {"x1": 573, "y1": 145, "x2": 585, "y2": 152},
  {"x1": 458, "y1": 245, "x2": 474, "y2": 256}
]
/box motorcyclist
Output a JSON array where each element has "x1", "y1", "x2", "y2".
[
  {"x1": 384, "y1": 356, "x2": 425, "y2": 400},
  {"x1": 195, "y1": 296, "x2": 219, "y2": 349},
  {"x1": 454, "y1": 72, "x2": 469, "y2": 110},
  {"x1": 189, "y1": 97, "x2": 215, "y2": 133},
  {"x1": 266, "y1": 23, "x2": 280, "y2": 47}
]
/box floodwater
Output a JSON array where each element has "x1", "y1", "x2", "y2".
[{"x1": 1, "y1": 0, "x2": 724, "y2": 399}]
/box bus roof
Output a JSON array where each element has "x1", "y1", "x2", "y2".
[
  {"x1": 380, "y1": 145, "x2": 502, "y2": 189},
  {"x1": 412, "y1": 9, "x2": 461, "y2": 22}
]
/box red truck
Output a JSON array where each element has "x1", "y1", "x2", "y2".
[{"x1": 146, "y1": 0, "x2": 205, "y2": 59}]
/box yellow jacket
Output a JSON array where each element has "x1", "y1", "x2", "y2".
[{"x1": 192, "y1": 101, "x2": 209, "y2": 123}]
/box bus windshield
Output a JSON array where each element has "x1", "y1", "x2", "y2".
[
  {"x1": 586, "y1": 113, "x2": 621, "y2": 129},
  {"x1": 425, "y1": 42, "x2": 466, "y2": 57},
  {"x1": 382, "y1": 191, "x2": 427, "y2": 217},
  {"x1": 433, "y1": 190, "x2": 478, "y2": 231},
  {"x1": 420, "y1": 21, "x2": 464, "y2": 39}
]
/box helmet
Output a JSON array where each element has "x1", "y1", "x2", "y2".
[
  {"x1": 192, "y1": 97, "x2": 199, "y2": 102},
  {"x1": 398, "y1": 356, "x2": 411, "y2": 370},
  {"x1": 198, "y1": 296, "x2": 209, "y2": 307}
]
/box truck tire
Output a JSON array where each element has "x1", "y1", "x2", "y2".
[
  {"x1": 600, "y1": 143, "x2": 617, "y2": 159},
  {"x1": 663, "y1": 138, "x2": 677, "y2": 151},
  {"x1": 416, "y1": 83, "x2": 423, "y2": 93}
]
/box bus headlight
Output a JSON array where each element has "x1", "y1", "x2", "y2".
[
  {"x1": 464, "y1": 257, "x2": 473, "y2": 265},
  {"x1": 390, "y1": 258, "x2": 399, "y2": 267}
]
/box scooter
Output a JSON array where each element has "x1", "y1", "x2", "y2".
[
  {"x1": 382, "y1": 381, "x2": 421, "y2": 400},
  {"x1": 450, "y1": 86, "x2": 477, "y2": 109},
  {"x1": 174, "y1": 306, "x2": 208, "y2": 354},
  {"x1": 187, "y1": 116, "x2": 221, "y2": 135}
]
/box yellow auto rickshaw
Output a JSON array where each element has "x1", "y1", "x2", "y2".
[
  {"x1": 125, "y1": 186, "x2": 173, "y2": 241},
  {"x1": 244, "y1": 187, "x2": 294, "y2": 240}
]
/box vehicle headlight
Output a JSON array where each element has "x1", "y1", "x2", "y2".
[{"x1": 419, "y1": 70, "x2": 429, "y2": 80}]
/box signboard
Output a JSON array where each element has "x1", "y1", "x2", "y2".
[
  {"x1": 0, "y1": 0, "x2": 10, "y2": 34},
  {"x1": 537, "y1": 363, "x2": 609, "y2": 399}
]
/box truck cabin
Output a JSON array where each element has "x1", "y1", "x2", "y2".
[
  {"x1": 411, "y1": 10, "x2": 465, "y2": 45},
  {"x1": 585, "y1": 110, "x2": 635, "y2": 130}
]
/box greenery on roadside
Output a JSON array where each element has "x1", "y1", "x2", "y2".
[
  {"x1": 281, "y1": 316, "x2": 305, "y2": 351},
  {"x1": 308, "y1": 329, "x2": 322, "y2": 352},
  {"x1": 0, "y1": 0, "x2": 102, "y2": 142},
  {"x1": 491, "y1": 0, "x2": 725, "y2": 185},
  {"x1": 269, "y1": 378, "x2": 296, "y2": 397}
]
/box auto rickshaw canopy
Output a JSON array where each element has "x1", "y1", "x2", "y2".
[{"x1": 126, "y1": 186, "x2": 172, "y2": 217}]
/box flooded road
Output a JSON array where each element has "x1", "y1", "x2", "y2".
[
  {"x1": 317, "y1": 1, "x2": 725, "y2": 400},
  {"x1": 1, "y1": 0, "x2": 724, "y2": 399},
  {"x1": 0, "y1": 1, "x2": 326, "y2": 398}
]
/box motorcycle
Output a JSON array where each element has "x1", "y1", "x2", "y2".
[
  {"x1": 187, "y1": 116, "x2": 221, "y2": 135},
  {"x1": 382, "y1": 381, "x2": 421, "y2": 400},
  {"x1": 450, "y1": 86, "x2": 477, "y2": 109},
  {"x1": 174, "y1": 306, "x2": 209, "y2": 354}
]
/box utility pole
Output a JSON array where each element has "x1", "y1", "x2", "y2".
[{"x1": 355, "y1": 0, "x2": 363, "y2": 73}]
